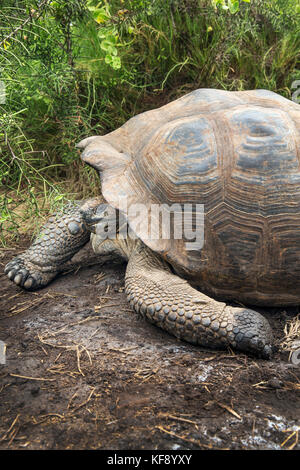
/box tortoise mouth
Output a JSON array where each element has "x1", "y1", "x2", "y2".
[
  {"x1": 80, "y1": 203, "x2": 110, "y2": 233},
  {"x1": 80, "y1": 203, "x2": 126, "y2": 239}
]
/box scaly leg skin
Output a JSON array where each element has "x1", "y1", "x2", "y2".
[
  {"x1": 4, "y1": 198, "x2": 101, "y2": 290},
  {"x1": 125, "y1": 243, "x2": 274, "y2": 358}
]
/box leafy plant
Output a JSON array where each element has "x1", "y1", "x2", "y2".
[
  {"x1": 213, "y1": 0, "x2": 251, "y2": 14},
  {"x1": 0, "y1": 0, "x2": 299, "y2": 244}
]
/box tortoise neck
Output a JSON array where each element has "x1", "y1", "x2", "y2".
[{"x1": 113, "y1": 237, "x2": 141, "y2": 261}]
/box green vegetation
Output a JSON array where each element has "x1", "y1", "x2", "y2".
[{"x1": 0, "y1": 0, "x2": 299, "y2": 243}]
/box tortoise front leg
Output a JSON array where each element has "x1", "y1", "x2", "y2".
[
  {"x1": 125, "y1": 243, "x2": 273, "y2": 358},
  {"x1": 4, "y1": 198, "x2": 101, "y2": 290}
]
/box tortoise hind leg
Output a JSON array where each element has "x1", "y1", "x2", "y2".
[
  {"x1": 125, "y1": 242, "x2": 274, "y2": 358},
  {"x1": 4, "y1": 199, "x2": 100, "y2": 290}
]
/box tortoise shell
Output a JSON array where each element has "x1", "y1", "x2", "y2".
[{"x1": 78, "y1": 89, "x2": 300, "y2": 306}]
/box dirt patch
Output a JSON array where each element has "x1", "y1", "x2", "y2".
[{"x1": 0, "y1": 243, "x2": 299, "y2": 450}]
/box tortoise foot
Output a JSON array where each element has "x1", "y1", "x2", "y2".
[
  {"x1": 231, "y1": 307, "x2": 274, "y2": 359},
  {"x1": 4, "y1": 255, "x2": 57, "y2": 290}
]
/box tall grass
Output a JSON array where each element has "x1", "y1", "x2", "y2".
[{"x1": 0, "y1": 0, "x2": 299, "y2": 244}]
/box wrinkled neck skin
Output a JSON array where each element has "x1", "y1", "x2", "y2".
[{"x1": 91, "y1": 231, "x2": 141, "y2": 262}]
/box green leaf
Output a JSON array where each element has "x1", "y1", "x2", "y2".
[
  {"x1": 100, "y1": 40, "x2": 117, "y2": 55},
  {"x1": 104, "y1": 55, "x2": 121, "y2": 70},
  {"x1": 54, "y1": 194, "x2": 65, "y2": 202},
  {"x1": 228, "y1": 0, "x2": 240, "y2": 14},
  {"x1": 94, "y1": 11, "x2": 110, "y2": 24}
]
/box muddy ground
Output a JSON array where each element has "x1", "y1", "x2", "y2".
[{"x1": 0, "y1": 242, "x2": 299, "y2": 451}]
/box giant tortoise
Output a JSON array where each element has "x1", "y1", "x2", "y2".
[{"x1": 5, "y1": 88, "x2": 300, "y2": 358}]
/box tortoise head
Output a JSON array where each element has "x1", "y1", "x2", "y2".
[
  {"x1": 80, "y1": 203, "x2": 117, "y2": 237},
  {"x1": 80, "y1": 202, "x2": 129, "y2": 242},
  {"x1": 76, "y1": 136, "x2": 131, "y2": 172}
]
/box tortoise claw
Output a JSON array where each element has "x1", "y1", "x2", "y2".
[
  {"x1": 232, "y1": 308, "x2": 274, "y2": 359},
  {"x1": 4, "y1": 256, "x2": 50, "y2": 290}
]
